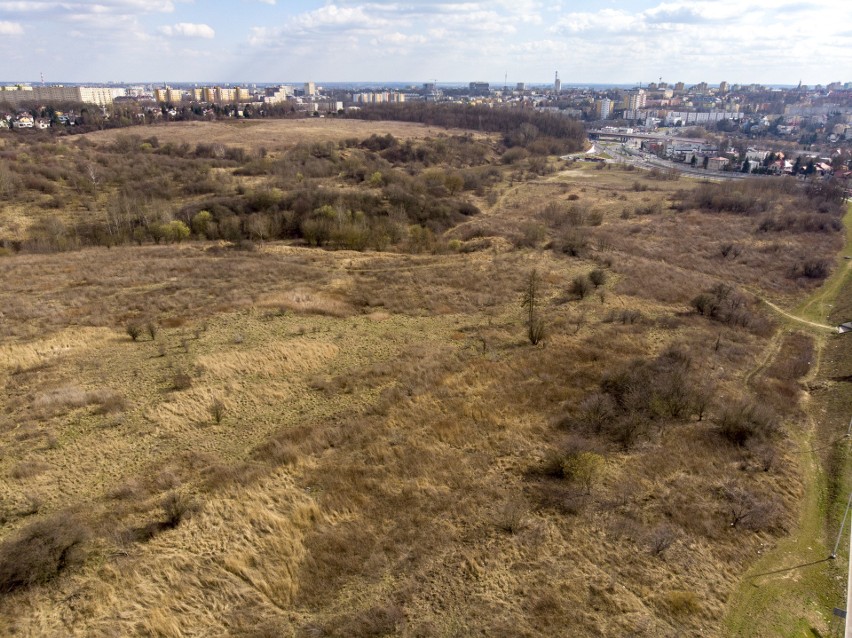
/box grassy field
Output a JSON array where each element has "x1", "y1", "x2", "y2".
[
  {"x1": 73, "y1": 119, "x2": 489, "y2": 151},
  {"x1": 0, "y1": 121, "x2": 848, "y2": 637}
]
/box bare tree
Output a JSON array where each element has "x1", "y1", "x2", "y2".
[{"x1": 522, "y1": 269, "x2": 545, "y2": 345}]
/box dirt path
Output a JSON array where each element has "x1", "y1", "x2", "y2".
[
  {"x1": 760, "y1": 298, "x2": 834, "y2": 331},
  {"x1": 724, "y1": 203, "x2": 852, "y2": 636}
]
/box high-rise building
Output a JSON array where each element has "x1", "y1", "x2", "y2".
[
  {"x1": 469, "y1": 82, "x2": 490, "y2": 95},
  {"x1": 554, "y1": 71, "x2": 561, "y2": 94},
  {"x1": 165, "y1": 87, "x2": 183, "y2": 103},
  {"x1": 0, "y1": 85, "x2": 122, "y2": 106},
  {"x1": 304, "y1": 82, "x2": 317, "y2": 96},
  {"x1": 596, "y1": 98, "x2": 612, "y2": 120},
  {"x1": 719, "y1": 81, "x2": 729, "y2": 93},
  {"x1": 624, "y1": 89, "x2": 645, "y2": 111},
  {"x1": 516, "y1": 82, "x2": 526, "y2": 91},
  {"x1": 215, "y1": 87, "x2": 236, "y2": 103}
]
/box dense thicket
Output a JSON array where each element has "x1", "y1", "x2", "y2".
[
  {"x1": 346, "y1": 103, "x2": 586, "y2": 154},
  {"x1": 675, "y1": 177, "x2": 846, "y2": 233},
  {"x1": 0, "y1": 132, "x2": 492, "y2": 253}
]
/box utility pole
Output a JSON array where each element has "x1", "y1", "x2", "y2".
[
  {"x1": 844, "y1": 516, "x2": 852, "y2": 638},
  {"x1": 845, "y1": 417, "x2": 852, "y2": 637}
]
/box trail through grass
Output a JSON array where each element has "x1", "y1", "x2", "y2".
[
  {"x1": 796, "y1": 203, "x2": 852, "y2": 326},
  {"x1": 723, "y1": 203, "x2": 852, "y2": 637}
]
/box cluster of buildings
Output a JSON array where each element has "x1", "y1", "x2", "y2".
[
  {"x1": 0, "y1": 84, "x2": 123, "y2": 107},
  {"x1": 0, "y1": 110, "x2": 77, "y2": 130},
  {"x1": 2, "y1": 77, "x2": 851, "y2": 157},
  {"x1": 351, "y1": 92, "x2": 405, "y2": 105}
]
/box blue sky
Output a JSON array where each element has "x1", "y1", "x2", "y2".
[{"x1": 0, "y1": 1, "x2": 850, "y2": 85}]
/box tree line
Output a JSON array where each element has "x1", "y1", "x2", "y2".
[{"x1": 345, "y1": 103, "x2": 586, "y2": 155}]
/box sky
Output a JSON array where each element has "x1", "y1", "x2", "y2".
[{"x1": 0, "y1": 0, "x2": 850, "y2": 85}]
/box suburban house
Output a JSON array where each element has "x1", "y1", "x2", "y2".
[
  {"x1": 745, "y1": 148, "x2": 769, "y2": 162},
  {"x1": 12, "y1": 113, "x2": 33, "y2": 128},
  {"x1": 707, "y1": 157, "x2": 730, "y2": 171}
]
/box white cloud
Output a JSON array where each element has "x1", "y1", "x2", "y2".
[
  {"x1": 0, "y1": 0, "x2": 174, "y2": 13},
  {"x1": 0, "y1": 19, "x2": 22, "y2": 33},
  {"x1": 159, "y1": 22, "x2": 214, "y2": 38}
]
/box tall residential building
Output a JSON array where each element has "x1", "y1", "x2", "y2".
[
  {"x1": 624, "y1": 89, "x2": 646, "y2": 111},
  {"x1": 596, "y1": 98, "x2": 612, "y2": 120},
  {"x1": 235, "y1": 87, "x2": 251, "y2": 102},
  {"x1": 554, "y1": 71, "x2": 561, "y2": 94},
  {"x1": 719, "y1": 81, "x2": 729, "y2": 93},
  {"x1": 304, "y1": 81, "x2": 317, "y2": 96},
  {"x1": 0, "y1": 85, "x2": 122, "y2": 107},
  {"x1": 516, "y1": 82, "x2": 526, "y2": 91},
  {"x1": 165, "y1": 87, "x2": 183, "y2": 103}
]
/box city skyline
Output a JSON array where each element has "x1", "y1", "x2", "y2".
[{"x1": 0, "y1": 1, "x2": 850, "y2": 85}]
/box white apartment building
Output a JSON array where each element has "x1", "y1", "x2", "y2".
[{"x1": 0, "y1": 85, "x2": 123, "y2": 107}]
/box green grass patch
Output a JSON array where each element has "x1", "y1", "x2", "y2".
[{"x1": 795, "y1": 203, "x2": 852, "y2": 325}]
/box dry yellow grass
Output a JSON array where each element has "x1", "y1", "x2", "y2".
[
  {"x1": 70, "y1": 118, "x2": 488, "y2": 151},
  {"x1": 0, "y1": 128, "x2": 844, "y2": 637}
]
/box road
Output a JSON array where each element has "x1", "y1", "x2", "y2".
[{"x1": 597, "y1": 141, "x2": 752, "y2": 181}]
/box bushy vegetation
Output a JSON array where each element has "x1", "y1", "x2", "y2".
[
  {"x1": 561, "y1": 347, "x2": 711, "y2": 450},
  {"x1": 0, "y1": 514, "x2": 88, "y2": 592},
  {"x1": 676, "y1": 177, "x2": 846, "y2": 236},
  {"x1": 690, "y1": 284, "x2": 761, "y2": 330},
  {"x1": 0, "y1": 132, "x2": 497, "y2": 254},
  {"x1": 346, "y1": 103, "x2": 586, "y2": 154}
]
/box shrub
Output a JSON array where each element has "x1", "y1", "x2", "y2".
[
  {"x1": 605, "y1": 309, "x2": 644, "y2": 324},
  {"x1": 146, "y1": 321, "x2": 158, "y2": 341},
  {"x1": 716, "y1": 401, "x2": 777, "y2": 445},
  {"x1": 553, "y1": 230, "x2": 588, "y2": 257},
  {"x1": 494, "y1": 500, "x2": 527, "y2": 534},
  {"x1": 161, "y1": 492, "x2": 196, "y2": 529},
  {"x1": 502, "y1": 147, "x2": 529, "y2": 164},
  {"x1": 0, "y1": 514, "x2": 89, "y2": 592},
  {"x1": 570, "y1": 393, "x2": 616, "y2": 434},
  {"x1": 164, "y1": 220, "x2": 191, "y2": 243},
  {"x1": 209, "y1": 398, "x2": 225, "y2": 424},
  {"x1": 662, "y1": 590, "x2": 701, "y2": 616},
  {"x1": 191, "y1": 210, "x2": 213, "y2": 237},
  {"x1": 561, "y1": 451, "x2": 604, "y2": 494},
  {"x1": 588, "y1": 269, "x2": 607, "y2": 287},
  {"x1": 570, "y1": 275, "x2": 592, "y2": 299},
  {"x1": 126, "y1": 322, "x2": 142, "y2": 341},
  {"x1": 648, "y1": 524, "x2": 676, "y2": 556},
  {"x1": 690, "y1": 284, "x2": 758, "y2": 330},
  {"x1": 171, "y1": 369, "x2": 192, "y2": 391},
  {"x1": 792, "y1": 259, "x2": 830, "y2": 280},
  {"x1": 719, "y1": 483, "x2": 782, "y2": 530}
]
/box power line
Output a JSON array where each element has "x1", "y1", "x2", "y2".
[{"x1": 831, "y1": 491, "x2": 852, "y2": 559}]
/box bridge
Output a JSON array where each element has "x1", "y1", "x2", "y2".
[{"x1": 586, "y1": 129, "x2": 706, "y2": 145}]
